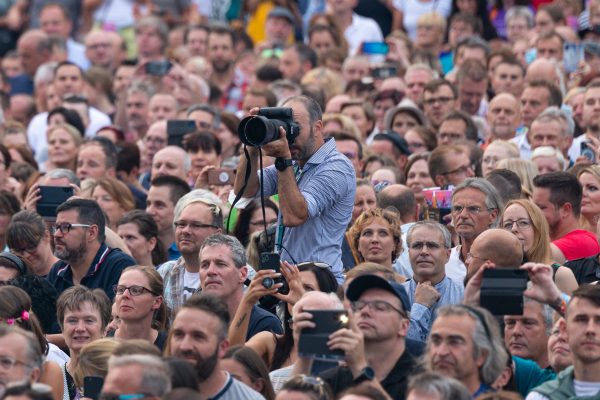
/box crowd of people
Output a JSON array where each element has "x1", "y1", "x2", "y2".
[{"x1": 1, "y1": 0, "x2": 600, "y2": 399}]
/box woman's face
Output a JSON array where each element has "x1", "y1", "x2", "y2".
[
  {"x1": 357, "y1": 217, "x2": 396, "y2": 266},
  {"x1": 309, "y1": 30, "x2": 336, "y2": 55},
  {"x1": 115, "y1": 270, "x2": 160, "y2": 323},
  {"x1": 63, "y1": 301, "x2": 104, "y2": 353},
  {"x1": 248, "y1": 207, "x2": 278, "y2": 235},
  {"x1": 0, "y1": 266, "x2": 18, "y2": 284},
  {"x1": 299, "y1": 269, "x2": 320, "y2": 292},
  {"x1": 371, "y1": 169, "x2": 396, "y2": 186},
  {"x1": 48, "y1": 128, "x2": 78, "y2": 166},
  {"x1": 374, "y1": 99, "x2": 396, "y2": 131},
  {"x1": 579, "y1": 172, "x2": 600, "y2": 220},
  {"x1": 11, "y1": 235, "x2": 49, "y2": 274},
  {"x1": 406, "y1": 159, "x2": 435, "y2": 202},
  {"x1": 457, "y1": 0, "x2": 477, "y2": 15},
  {"x1": 352, "y1": 185, "x2": 377, "y2": 222},
  {"x1": 502, "y1": 204, "x2": 534, "y2": 253},
  {"x1": 404, "y1": 129, "x2": 428, "y2": 154},
  {"x1": 117, "y1": 223, "x2": 155, "y2": 265},
  {"x1": 535, "y1": 10, "x2": 555, "y2": 33},
  {"x1": 482, "y1": 145, "x2": 513, "y2": 177},
  {"x1": 342, "y1": 105, "x2": 372, "y2": 137},
  {"x1": 391, "y1": 112, "x2": 418, "y2": 136},
  {"x1": 92, "y1": 185, "x2": 125, "y2": 227}
]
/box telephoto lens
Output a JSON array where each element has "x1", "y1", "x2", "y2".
[{"x1": 238, "y1": 107, "x2": 300, "y2": 147}]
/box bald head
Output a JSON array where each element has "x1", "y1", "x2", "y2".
[
  {"x1": 17, "y1": 30, "x2": 51, "y2": 77},
  {"x1": 292, "y1": 291, "x2": 343, "y2": 315},
  {"x1": 487, "y1": 93, "x2": 521, "y2": 140},
  {"x1": 525, "y1": 59, "x2": 560, "y2": 86},
  {"x1": 377, "y1": 184, "x2": 417, "y2": 223},
  {"x1": 469, "y1": 228, "x2": 523, "y2": 277}
]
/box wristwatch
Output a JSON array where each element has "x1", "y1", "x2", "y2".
[
  {"x1": 353, "y1": 366, "x2": 375, "y2": 384},
  {"x1": 275, "y1": 157, "x2": 293, "y2": 171}
]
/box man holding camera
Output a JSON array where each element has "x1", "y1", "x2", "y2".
[{"x1": 232, "y1": 95, "x2": 355, "y2": 282}]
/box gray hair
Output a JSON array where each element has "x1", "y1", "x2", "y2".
[
  {"x1": 134, "y1": 16, "x2": 169, "y2": 52},
  {"x1": 408, "y1": 372, "x2": 470, "y2": 400},
  {"x1": 108, "y1": 354, "x2": 171, "y2": 396},
  {"x1": 524, "y1": 296, "x2": 554, "y2": 335},
  {"x1": 407, "y1": 221, "x2": 452, "y2": 248},
  {"x1": 173, "y1": 189, "x2": 223, "y2": 228},
  {"x1": 531, "y1": 146, "x2": 566, "y2": 170},
  {"x1": 186, "y1": 103, "x2": 220, "y2": 129},
  {"x1": 405, "y1": 63, "x2": 439, "y2": 79},
  {"x1": 453, "y1": 178, "x2": 504, "y2": 227},
  {"x1": 282, "y1": 95, "x2": 323, "y2": 127},
  {"x1": 34, "y1": 61, "x2": 58, "y2": 86},
  {"x1": 430, "y1": 305, "x2": 508, "y2": 386},
  {"x1": 0, "y1": 325, "x2": 43, "y2": 373},
  {"x1": 200, "y1": 234, "x2": 246, "y2": 268},
  {"x1": 505, "y1": 6, "x2": 534, "y2": 28},
  {"x1": 45, "y1": 168, "x2": 81, "y2": 186},
  {"x1": 534, "y1": 106, "x2": 575, "y2": 138},
  {"x1": 127, "y1": 79, "x2": 156, "y2": 99}
]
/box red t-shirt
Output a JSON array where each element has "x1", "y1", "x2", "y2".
[{"x1": 553, "y1": 229, "x2": 600, "y2": 261}]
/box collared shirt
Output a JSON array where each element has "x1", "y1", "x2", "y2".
[
  {"x1": 403, "y1": 275, "x2": 464, "y2": 342},
  {"x1": 345, "y1": 13, "x2": 384, "y2": 55},
  {"x1": 46, "y1": 243, "x2": 136, "y2": 300},
  {"x1": 260, "y1": 138, "x2": 356, "y2": 282},
  {"x1": 511, "y1": 131, "x2": 532, "y2": 160},
  {"x1": 392, "y1": 222, "x2": 415, "y2": 278},
  {"x1": 445, "y1": 246, "x2": 467, "y2": 284},
  {"x1": 157, "y1": 257, "x2": 189, "y2": 315},
  {"x1": 221, "y1": 69, "x2": 249, "y2": 114}
]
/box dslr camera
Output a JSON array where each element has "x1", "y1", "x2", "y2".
[{"x1": 238, "y1": 107, "x2": 300, "y2": 147}]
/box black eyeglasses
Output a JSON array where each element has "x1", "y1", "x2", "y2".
[
  {"x1": 173, "y1": 221, "x2": 219, "y2": 230},
  {"x1": 113, "y1": 285, "x2": 159, "y2": 296},
  {"x1": 51, "y1": 223, "x2": 91, "y2": 234}
]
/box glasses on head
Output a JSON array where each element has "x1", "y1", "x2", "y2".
[
  {"x1": 441, "y1": 164, "x2": 472, "y2": 176},
  {"x1": 0, "y1": 355, "x2": 31, "y2": 371},
  {"x1": 502, "y1": 219, "x2": 532, "y2": 230},
  {"x1": 451, "y1": 205, "x2": 493, "y2": 215},
  {"x1": 173, "y1": 221, "x2": 219, "y2": 230},
  {"x1": 296, "y1": 261, "x2": 331, "y2": 270},
  {"x1": 409, "y1": 241, "x2": 446, "y2": 251},
  {"x1": 113, "y1": 285, "x2": 159, "y2": 297},
  {"x1": 423, "y1": 96, "x2": 455, "y2": 106},
  {"x1": 51, "y1": 223, "x2": 91, "y2": 235},
  {"x1": 100, "y1": 394, "x2": 149, "y2": 400},
  {"x1": 351, "y1": 300, "x2": 406, "y2": 317}
]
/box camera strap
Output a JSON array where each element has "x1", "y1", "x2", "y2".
[
  {"x1": 226, "y1": 145, "x2": 253, "y2": 234},
  {"x1": 275, "y1": 164, "x2": 304, "y2": 254}
]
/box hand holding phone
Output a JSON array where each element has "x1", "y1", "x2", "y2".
[
  {"x1": 298, "y1": 309, "x2": 350, "y2": 361},
  {"x1": 83, "y1": 376, "x2": 104, "y2": 400}
]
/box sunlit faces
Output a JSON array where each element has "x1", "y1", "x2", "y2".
[
  {"x1": 532, "y1": 155, "x2": 562, "y2": 175},
  {"x1": 62, "y1": 302, "x2": 104, "y2": 353},
  {"x1": 115, "y1": 269, "x2": 162, "y2": 322},
  {"x1": 151, "y1": 147, "x2": 188, "y2": 181},
  {"x1": 175, "y1": 202, "x2": 220, "y2": 257},
  {"x1": 47, "y1": 127, "x2": 79, "y2": 168},
  {"x1": 117, "y1": 222, "x2": 156, "y2": 265},
  {"x1": 91, "y1": 185, "x2": 125, "y2": 228},
  {"x1": 501, "y1": 204, "x2": 534, "y2": 253},
  {"x1": 352, "y1": 185, "x2": 377, "y2": 222},
  {"x1": 406, "y1": 159, "x2": 435, "y2": 203},
  {"x1": 520, "y1": 87, "x2": 551, "y2": 127},
  {"x1": 504, "y1": 301, "x2": 550, "y2": 364},
  {"x1": 452, "y1": 188, "x2": 497, "y2": 240},
  {"x1": 200, "y1": 244, "x2": 247, "y2": 299},
  {"x1": 482, "y1": 144, "x2": 515, "y2": 177},
  {"x1": 487, "y1": 94, "x2": 520, "y2": 140},
  {"x1": 357, "y1": 217, "x2": 397, "y2": 266},
  {"x1": 146, "y1": 185, "x2": 176, "y2": 234},
  {"x1": 529, "y1": 119, "x2": 569, "y2": 153},
  {"x1": 579, "y1": 172, "x2": 600, "y2": 223},
  {"x1": 547, "y1": 318, "x2": 571, "y2": 372},
  {"x1": 76, "y1": 143, "x2": 109, "y2": 180},
  {"x1": 407, "y1": 226, "x2": 450, "y2": 281}
]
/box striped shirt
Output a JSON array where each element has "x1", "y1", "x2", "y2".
[{"x1": 261, "y1": 138, "x2": 356, "y2": 282}]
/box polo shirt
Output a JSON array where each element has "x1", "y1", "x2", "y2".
[{"x1": 46, "y1": 243, "x2": 137, "y2": 300}]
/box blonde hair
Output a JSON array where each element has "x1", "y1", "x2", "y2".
[
  {"x1": 348, "y1": 208, "x2": 403, "y2": 264},
  {"x1": 300, "y1": 67, "x2": 344, "y2": 102},
  {"x1": 485, "y1": 140, "x2": 520, "y2": 159},
  {"x1": 72, "y1": 338, "x2": 119, "y2": 389},
  {"x1": 322, "y1": 113, "x2": 362, "y2": 141},
  {"x1": 417, "y1": 12, "x2": 447, "y2": 33},
  {"x1": 47, "y1": 123, "x2": 83, "y2": 146},
  {"x1": 531, "y1": 146, "x2": 566, "y2": 171},
  {"x1": 496, "y1": 158, "x2": 539, "y2": 193},
  {"x1": 577, "y1": 165, "x2": 600, "y2": 230}
]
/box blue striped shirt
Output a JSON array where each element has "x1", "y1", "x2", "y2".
[{"x1": 261, "y1": 138, "x2": 356, "y2": 282}]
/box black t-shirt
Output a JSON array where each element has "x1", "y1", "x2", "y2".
[
  {"x1": 564, "y1": 254, "x2": 600, "y2": 285},
  {"x1": 246, "y1": 305, "x2": 283, "y2": 341},
  {"x1": 319, "y1": 348, "x2": 418, "y2": 398}
]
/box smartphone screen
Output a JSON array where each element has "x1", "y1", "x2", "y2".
[
  {"x1": 362, "y1": 42, "x2": 389, "y2": 55},
  {"x1": 298, "y1": 310, "x2": 348, "y2": 361}
]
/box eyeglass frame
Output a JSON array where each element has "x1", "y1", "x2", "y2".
[
  {"x1": 51, "y1": 223, "x2": 92, "y2": 235},
  {"x1": 451, "y1": 205, "x2": 495, "y2": 215},
  {"x1": 441, "y1": 164, "x2": 473, "y2": 176},
  {"x1": 350, "y1": 299, "x2": 407, "y2": 318},
  {"x1": 0, "y1": 354, "x2": 33, "y2": 371},
  {"x1": 173, "y1": 220, "x2": 219, "y2": 230},
  {"x1": 113, "y1": 285, "x2": 160, "y2": 297},
  {"x1": 501, "y1": 219, "x2": 533, "y2": 230}
]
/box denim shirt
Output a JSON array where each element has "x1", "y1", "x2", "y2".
[{"x1": 402, "y1": 275, "x2": 465, "y2": 342}]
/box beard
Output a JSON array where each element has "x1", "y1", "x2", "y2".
[
  {"x1": 194, "y1": 346, "x2": 220, "y2": 382},
  {"x1": 291, "y1": 127, "x2": 316, "y2": 162},
  {"x1": 54, "y1": 239, "x2": 86, "y2": 263},
  {"x1": 211, "y1": 58, "x2": 233, "y2": 74}
]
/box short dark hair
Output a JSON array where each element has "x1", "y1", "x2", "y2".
[
  {"x1": 255, "y1": 64, "x2": 283, "y2": 83},
  {"x1": 56, "y1": 198, "x2": 106, "y2": 242},
  {"x1": 83, "y1": 137, "x2": 118, "y2": 170},
  {"x1": 244, "y1": 87, "x2": 278, "y2": 108},
  {"x1": 570, "y1": 284, "x2": 600, "y2": 311},
  {"x1": 282, "y1": 95, "x2": 322, "y2": 126},
  {"x1": 486, "y1": 169, "x2": 522, "y2": 203},
  {"x1": 41, "y1": 2, "x2": 71, "y2": 20},
  {"x1": 208, "y1": 25, "x2": 236, "y2": 47},
  {"x1": 450, "y1": 12, "x2": 482, "y2": 36},
  {"x1": 527, "y1": 80, "x2": 563, "y2": 106},
  {"x1": 47, "y1": 107, "x2": 85, "y2": 136},
  {"x1": 424, "y1": 79, "x2": 458, "y2": 98},
  {"x1": 54, "y1": 61, "x2": 83, "y2": 79},
  {"x1": 292, "y1": 43, "x2": 318, "y2": 69},
  {"x1": 377, "y1": 187, "x2": 417, "y2": 222},
  {"x1": 184, "y1": 132, "x2": 222, "y2": 156},
  {"x1": 0, "y1": 190, "x2": 21, "y2": 216},
  {"x1": 186, "y1": 104, "x2": 220, "y2": 129},
  {"x1": 180, "y1": 293, "x2": 230, "y2": 341},
  {"x1": 533, "y1": 171, "x2": 582, "y2": 216},
  {"x1": 457, "y1": 59, "x2": 488, "y2": 84},
  {"x1": 328, "y1": 131, "x2": 363, "y2": 160},
  {"x1": 150, "y1": 175, "x2": 191, "y2": 207},
  {"x1": 117, "y1": 142, "x2": 141, "y2": 174},
  {"x1": 0, "y1": 143, "x2": 11, "y2": 169},
  {"x1": 183, "y1": 24, "x2": 209, "y2": 44},
  {"x1": 441, "y1": 110, "x2": 479, "y2": 142}
]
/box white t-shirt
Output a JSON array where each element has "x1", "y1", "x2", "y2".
[
  {"x1": 445, "y1": 246, "x2": 467, "y2": 285},
  {"x1": 393, "y1": 0, "x2": 452, "y2": 40},
  {"x1": 345, "y1": 13, "x2": 384, "y2": 55},
  {"x1": 182, "y1": 270, "x2": 200, "y2": 302}
]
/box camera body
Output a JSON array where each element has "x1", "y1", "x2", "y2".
[{"x1": 238, "y1": 107, "x2": 300, "y2": 147}]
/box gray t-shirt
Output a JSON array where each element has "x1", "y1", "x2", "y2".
[{"x1": 209, "y1": 373, "x2": 264, "y2": 400}]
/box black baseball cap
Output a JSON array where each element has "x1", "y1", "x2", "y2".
[
  {"x1": 346, "y1": 274, "x2": 410, "y2": 314},
  {"x1": 373, "y1": 132, "x2": 412, "y2": 156}
]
